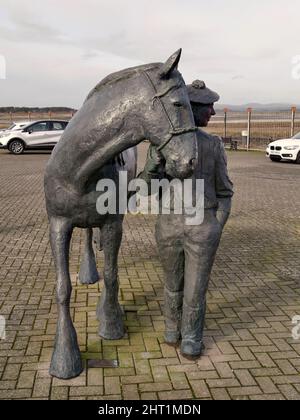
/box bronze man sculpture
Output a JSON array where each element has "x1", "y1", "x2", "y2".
[
  {"x1": 44, "y1": 49, "x2": 198, "y2": 379},
  {"x1": 138, "y1": 80, "x2": 234, "y2": 360}
]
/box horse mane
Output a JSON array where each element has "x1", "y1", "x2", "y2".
[{"x1": 86, "y1": 63, "x2": 161, "y2": 101}]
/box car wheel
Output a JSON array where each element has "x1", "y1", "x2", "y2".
[
  {"x1": 270, "y1": 156, "x2": 281, "y2": 162},
  {"x1": 8, "y1": 139, "x2": 25, "y2": 155},
  {"x1": 296, "y1": 152, "x2": 300, "y2": 164}
]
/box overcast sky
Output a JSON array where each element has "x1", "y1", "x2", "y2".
[{"x1": 0, "y1": 0, "x2": 299, "y2": 107}]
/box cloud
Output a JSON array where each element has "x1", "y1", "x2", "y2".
[{"x1": 0, "y1": 0, "x2": 299, "y2": 106}]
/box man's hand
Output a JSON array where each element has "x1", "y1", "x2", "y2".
[
  {"x1": 144, "y1": 145, "x2": 165, "y2": 174},
  {"x1": 216, "y1": 210, "x2": 230, "y2": 229},
  {"x1": 216, "y1": 198, "x2": 232, "y2": 229},
  {"x1": 137, "y1": 145, "x2": 166, "y2": 190}
]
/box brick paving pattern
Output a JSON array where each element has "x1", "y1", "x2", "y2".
[{"x1": 0, "y1": 145, "x2": 299, "y2": 400}]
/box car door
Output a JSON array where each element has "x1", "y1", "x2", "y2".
[
  {"x1": 23, "y1": 121, "x2": 52, "y2": 147},
  {"x1": 48, "y1": 121, "x2": 68, "y2": 145}
]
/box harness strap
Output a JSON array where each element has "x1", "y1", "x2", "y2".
[
  {"x1": 143, "y1": 70, "x2": 197, "y2": 153},
  {"x1": 157, "y1": 127, "x2": 198, "y2": 152},
  {"x1": 143, "y1": 71, "x2": 176, "y2": 131}
]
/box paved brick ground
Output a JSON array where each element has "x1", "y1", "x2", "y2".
[{"x1": 0, "y1": 146, "x2": 300, "y2": 400}]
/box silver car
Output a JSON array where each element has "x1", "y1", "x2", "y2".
[
  {"x1": 0, "y1": 120, "x2": 69, "y2": 154},
  {"x1": 0, "y1": 121, "x2": 31, "y2": 133}
]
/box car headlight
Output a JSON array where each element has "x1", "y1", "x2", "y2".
[{"x1": 283, "y1": 145, "x2": 298, "y2": 150}]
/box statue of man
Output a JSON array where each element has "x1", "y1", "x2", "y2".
[{"x1": 138, "y1": 80, "x2": 234, "y2": 360}]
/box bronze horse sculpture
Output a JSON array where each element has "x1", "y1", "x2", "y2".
[
  {"x1": 44, "y1": 49, "x2": 198, "y2": 379},
  {"x1": 78, "y1": 146, "x2": 138, "y2": 286}
]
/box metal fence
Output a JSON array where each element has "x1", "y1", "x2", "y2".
[
  {"x1": 206, "y1": 107, "x2": 300, "y2": 150},
  {"x1": 1, "y1": 108, "x2": 299, "y2": 151}
]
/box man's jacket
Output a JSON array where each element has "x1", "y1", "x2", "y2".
[{"x1": 138, "y1": 129, "x2": 234, "y2": 214}]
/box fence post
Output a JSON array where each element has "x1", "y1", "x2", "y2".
[
  {"x1": 9, "y1": 111, "x2": 13, "y2": 123},
  {"x1": 291, "y1": 106, "x2": 296, "y2": 137},
  {"x1": 247, "y1": 107, "x2": 252, "y2": 151},
  {"x1": 48, "y1": 110, "x2": 52, "y2": 120},
  {"x1": 224, "y1": 108, "x2": 228, "y2": 139}
]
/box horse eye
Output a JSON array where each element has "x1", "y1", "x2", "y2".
[{"x1": 173, "y1": 101, "x2": 183, "y2": 107}]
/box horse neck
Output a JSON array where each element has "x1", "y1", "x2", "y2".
[{"x1": 74, "y1": 75, "x2": 150, "y2": 191}]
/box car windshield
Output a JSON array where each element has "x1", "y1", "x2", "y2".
[
  {"x1": 292, "y1": 131, "x2": 300, "y2": 139},
  {"x1": 7, "y1": 123, "x2": 16, "y2": 130}
]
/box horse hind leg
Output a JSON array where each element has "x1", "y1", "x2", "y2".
[
  {"x1": 78, "y1": 228, "x2": 100, "y2": 285},
  {"x1": 97, "y1": 217, "x2": 125, "y2": 340},
  {"x1": 49, "y1": 217, "x2": 83, "y2": 379},
  {"x1": 93, "y1": 227, "x2": 103, "y2": 251}
]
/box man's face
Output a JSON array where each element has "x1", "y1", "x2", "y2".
[{"x1": 191, "y1": 102, "x2": 216, "y2": 127}]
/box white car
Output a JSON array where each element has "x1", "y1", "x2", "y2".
[
  {"x1": 0, "y1": 120, "x2": 68, "y2": 154},
  {"x1": 266, "y1": 131, "x2": 300, "y2": 163},
  {"x1": 0, "y1": 121, "x2": 31, "y2": 133}
]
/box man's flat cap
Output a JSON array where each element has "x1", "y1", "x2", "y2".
[{"x1": 187, "y1": 80, "x2": 220, "y2": 104}]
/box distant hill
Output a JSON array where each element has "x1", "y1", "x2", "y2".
[
  {"x1": 0, "y1": 106, "x2": 77, "y2": 113},
  {"x1": 215, "y1": 103, "x2": 299, "y2": 112}
]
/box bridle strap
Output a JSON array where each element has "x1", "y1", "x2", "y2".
[
  {"x1": 157, "y1": 127, "x2": 198, "y2": 152},
  {"x1": 143, "y1": 71, "x2": 176, "y2": 131},
  {"x1": 143, "y1": 71, "x2": 197, "y2": 152}
]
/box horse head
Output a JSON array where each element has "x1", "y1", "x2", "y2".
[{"x1": 142, "y1": 49, "x2": 198, "y2": 179}]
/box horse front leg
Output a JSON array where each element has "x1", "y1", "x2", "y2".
[
  {"x1": 96, "y1": 217, "x2": 125, "y2": 340},
  {"x1": 49, "y1": 217, "x2": 83, "y2": 379},
  {"x1": 78, "y1": 228, "x2": 100, "y2": 285}
]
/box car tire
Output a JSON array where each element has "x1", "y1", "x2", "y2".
[
  {"x1": 8, "y1": 139, "x2": 25, "y2": 155},
  {"x1": 270, "y1": 156, "x2": 281, "y2": 162},
  {"x1": 296, "y1": 152, "x2": 300, "y2": 164}
]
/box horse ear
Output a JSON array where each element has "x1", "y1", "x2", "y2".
[{"x1": 159, "y1": 49, "x2": 182, "y2": 79}]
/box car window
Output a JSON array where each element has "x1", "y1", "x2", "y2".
[
  {"x1": 292, "y1": 132, "x2": 300, "y2": 139},
  {"x1": 51, "y1": 122, "x2": 66, "y2": 131},
  {"x1": 28, "y1": 122, "x2": 49, "y2": 132}
]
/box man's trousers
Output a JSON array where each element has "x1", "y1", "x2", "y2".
[{"x1": 155, "y1": 208, "x2": 223, "y2": 355}]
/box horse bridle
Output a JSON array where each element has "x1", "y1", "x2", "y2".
[{"x1": 143, "y1": 71, "x2": 197, "y2": 152}]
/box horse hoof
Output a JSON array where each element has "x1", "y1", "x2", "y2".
[
  {"x1": 49, "y1": 363, "x2": 83, "y2": 380},
  {"x1": 49, "y1": 326, "x2": 83, "y2": 379},
  {"x1": 78, "y1": 273, "x2": 100, "y2": 285},
  {"x1": 78, "y1": 261, "x2": 100, "y2": 285},
  {"x1": 96, "y1": 300, "x2": 123, "y2": 321},
  {"x1": 49, "y1": 350, "x2": 83, "y2": 379},
  {"x1": 98, "y1": 320, "x2": 125, "y2": 340}
]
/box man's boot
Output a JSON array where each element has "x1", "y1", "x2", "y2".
[
  {"x1": 180, "y1": 302, "x2": 206, "y2": 359},
  {"x1": 164, "y1": 289, "x2": 183, "y2": 346}
]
